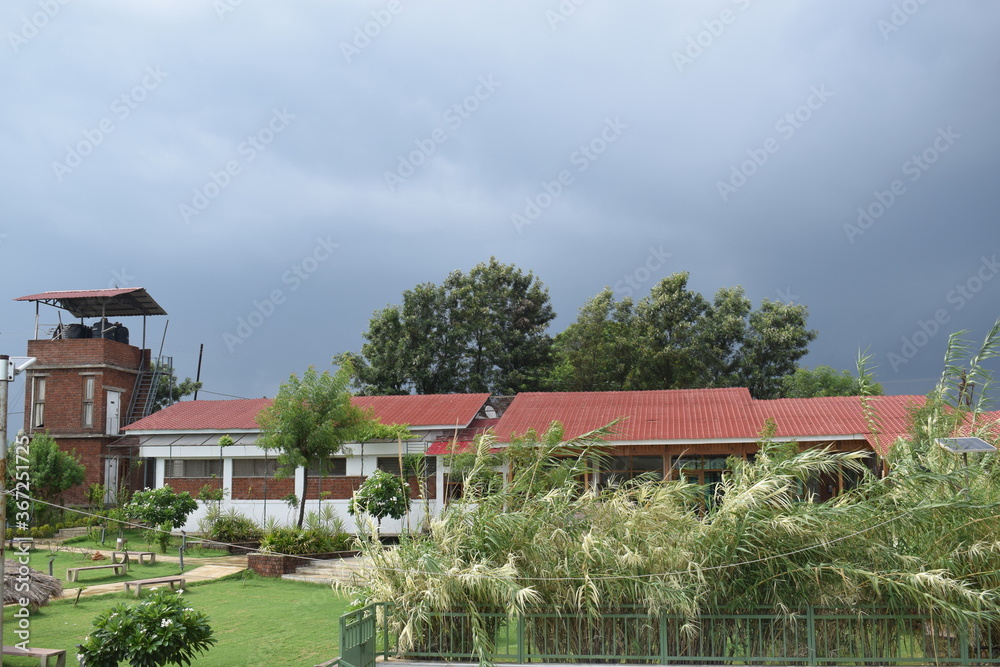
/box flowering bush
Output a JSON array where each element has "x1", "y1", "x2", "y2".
[
  {"x1": 125, "y1": 487, "x2": 198, "y2": 528},
  {"x1": 77, "y1": 589, "x2": 215, "y2": 666},
  {"x1": 348, "y1": 469, "x2": 410, "y2": 526}
]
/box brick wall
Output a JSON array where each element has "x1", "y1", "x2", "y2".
[
  {"x1": 163, "y1": 478, "x2": 215, "y2": 496},
  {"x1": 231, "y1": 477, "x2": 294, "y2": 500},
  {"x1": 21, "y1": 338, "x2": 149, "y2": 503},
  {"x1": 27, "y1": 338, "x2": 145, "y2": 369},
  {"x1": 301, "y1": 474, "x2": 435, "y2": 500},
  {"x1": 303, "y1": 476, "x2": 364, "y2": 500}
]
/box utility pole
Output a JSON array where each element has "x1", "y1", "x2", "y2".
[
  {"x1": 1, "y1": 354, "x2": 36, "y2": 654},
  {"x1": 2, "y1": 354, "x2": 11, "y2": 656}
]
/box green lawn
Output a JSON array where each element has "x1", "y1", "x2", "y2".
[
  {"x1": 3, "y1": 574, "x2": 350, "y2": 666},
  {"x1": 16, "y1": 550, "x2": 197, "y2": 587},
  {"x1": 61, "y1": 529, "x2": 231, "y2": 558}
]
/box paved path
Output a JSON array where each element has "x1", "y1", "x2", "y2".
[{"x1": 53, "y1": 554, "x2": 248, "y2": 600}]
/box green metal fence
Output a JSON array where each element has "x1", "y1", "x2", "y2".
[{"x1": 339, "y1": 603, "x2": 1000, "y2": 665}]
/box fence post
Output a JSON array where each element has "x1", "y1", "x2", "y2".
[
  {"x1": 806, "y1": 605, "x2": 817, "y2": 666},
  {"x1": 517, "y1": 613, "x2": 525, "y2": 664},
  {"x1": 960, "y1": 622, "x2": 970, "y2": 667},
  {"x1": 659, "y1": 614, "x2": 668, "y2": 665},
  {"x1": 381, "y1": 603, "x2": 390, "y2": 660}
]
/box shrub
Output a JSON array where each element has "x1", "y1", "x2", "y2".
[
  {"x1": 207, "y1": 509, "x2": 262, "y2": 543},
  {"x1": 259, "y1": 526, "x2": 351, "y2": 555},
  {"x1": 77, "y1": 589, "x2": 215, "y2": 666}
]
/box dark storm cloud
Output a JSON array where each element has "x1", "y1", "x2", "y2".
[{"x1": 1, "y1": 0, "x2": 998, "y2": 423}]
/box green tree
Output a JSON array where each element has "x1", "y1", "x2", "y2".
[
  {"x1": 256, "y1": 363, "x2": 408, "y2": 527},
  {"x1": 150, "y1": 360, "x2": 202, "y2": 412},
  {"x1": 549, "y1": 274, "x2": 816, "y2": 396},
  {"x1": 346, "y1": 258, "x2": 556, "y2": 395},
  {"x1": 7, "y1": 432, "x2": 86, "y2": 505},
  {"x1": 780, "y1": 365, "x2": 884, "y2": 398},
  {"x1": 7, "y1": 432, "x2": 86, "y2": 525},
  {"x1": 124, "y1": 486, "x2": 198, "y2": 528},
  {"x1": 735, "y1": 299, "x2": 817, "y2": 398},
  {"x1": 548, "y1": 288, "x2": 639, "y2": 391}
]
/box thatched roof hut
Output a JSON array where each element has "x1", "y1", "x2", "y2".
[{"x1": 4, "y1": 559, "x2": 63, "y2": 609}]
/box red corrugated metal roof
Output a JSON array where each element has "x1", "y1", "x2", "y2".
[
  {"x1": 16, "y1": 288, "x2": 142, "y2": 301},
  {"x1": 125, "y1": 394, "x2": 490, "y2": 432},
  {"x1": 124, "y1": 398, "x2": 272, "y2": 431},
  {"x1": 15, "y1": 287, "x2": 167, "y2": 317},
  {"x1": 753, "y1": 395, "x2": 925, "y2": 456},
  {"x1": 352, "y1": 394, "x2": 490, "y2": 427},
  {"x1": 490, "y1": 388, "x2": 759, "y2": 442},
  {"x1": 426, "y1": 418, "x2": 501, "y2": 455}
]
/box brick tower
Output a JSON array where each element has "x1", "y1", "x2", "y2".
[{"x1": 15, "y1": 288, "x2": 168, "y2": 504}]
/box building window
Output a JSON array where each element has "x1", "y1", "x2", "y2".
[
  {"x1": 307, "y1": 458, "x2": 347, "y2": 477},
  {"x1": 165, "y1": 459, "x2": 221, "y2": 478},
  {"x1": 32, "y1": 378, "x2": 46, "y2": 428},
  {"x1": 378, "y1": 456, "x2": 436, "y2": 477},
  {"x1": 598, "y1": 455, "x2": 664, "y2": 489},
  {"x1": 82, "y1": 377, "x2": 95, "y2": 427},
  {"x1": 233, "y1": 458, "x2": 282, "y2": 478}
]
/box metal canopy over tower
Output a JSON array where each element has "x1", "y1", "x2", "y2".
[
  {"x1": 15, "y1": 287, "x2": 172, "y2": 425},
  {"x1": 14, "y1": 287, "x2": 167, "y2": 349}
]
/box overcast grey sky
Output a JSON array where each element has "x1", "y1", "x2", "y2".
[{"x1": 2, "y1": 1, "x2": 998, "y2": 424}]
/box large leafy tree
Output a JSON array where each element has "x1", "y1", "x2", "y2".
[
  {"x1": 256, "y1": 363, "x2": 408, "y2": 527},
  {"x1": 735, "y1": 299, "x2": 817, "y2": 398},
  {"x1": 547, "y1": 288, "x2": 639, "y2": 391},
  {"x1": 345, "y1": 258, "x2": 556, "y2": 395},
  {"x1": 6, "y1": 432, "x2": 86, "y2": 524},
  {"x1": 780, "y1": 365, "x2": 884, "y2": 398},
  {"x1": 549, "y1": 273, "x2": 816, "y2": 397}
]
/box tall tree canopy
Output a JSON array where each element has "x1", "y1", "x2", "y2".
[
  {"x1": 343, "y1": 258, "x2": 556, "y2": 395},
  {"x1": 780, "y1": 365, "x2": 884, "y2": 398},
  {"x1": 549, "y1": 273, "x2": 817, "y2": 398},
  {"x1": 256, "y1": 363, "x2": 409, "y2": 527}
]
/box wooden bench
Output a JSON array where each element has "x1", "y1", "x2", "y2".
[
  {"x1": 123, "y1": 576, "x2": 186, "y2": 596},
  {"x1": 66, "y1": 563, "x2": 125, "y2": 582},
  {"x1": 2, "y1": 645, "x2": 67, "y2": 667},
  {"x1": 111, "y1": 550, "x2": 156, "y2": 564}
]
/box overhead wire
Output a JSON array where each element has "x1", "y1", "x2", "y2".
[{"x1": 8, "y1": 494, "x2": 967, "y2": 582}]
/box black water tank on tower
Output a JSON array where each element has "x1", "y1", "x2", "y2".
[
  {"x1": 114, "y1": 323, "x2": 129, "y2": 345},
  {"x1": 92, "y1": 319, "x2": 116, "y2": 340},
  {"x1": 65, "y1": 323, "x2": 91, "y2": 339}
]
